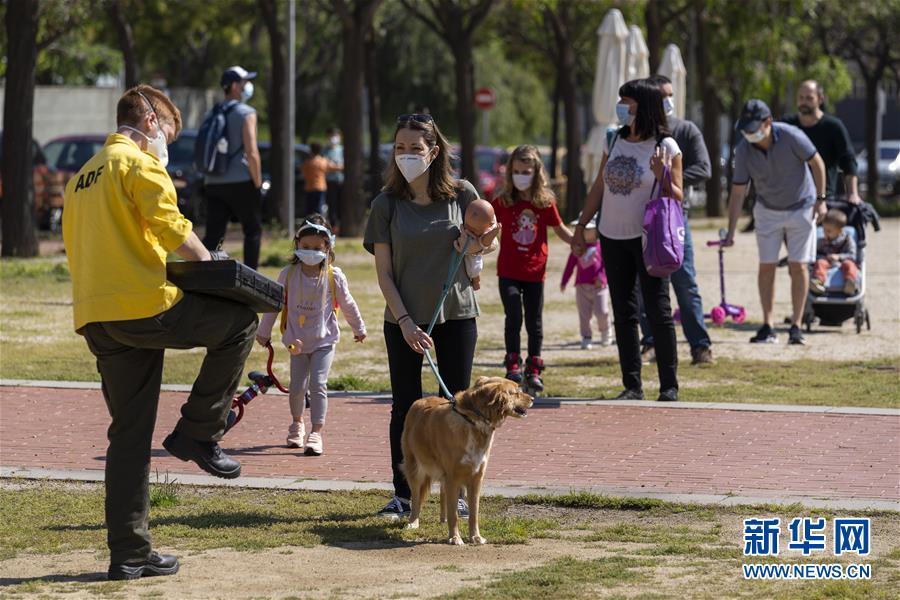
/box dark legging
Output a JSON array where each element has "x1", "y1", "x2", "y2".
[
  {"x1": 498, "y1": 277, "x2": 544, "y2": 357},
  {"x1": 599, "y1": 234, "x2": 678, "y2": 392},
  {"x1": 384, "y1": 318, "x2": 477, "y2": 500},
  {"x1": 203, "y1": 180, "x2": 262, "y2": 269}
]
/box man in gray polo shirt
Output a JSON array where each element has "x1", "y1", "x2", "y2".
[{"x1": 724, "y1": 99, "x2": 826, "y2": 345}]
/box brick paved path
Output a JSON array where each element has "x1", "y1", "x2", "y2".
[{"x1": 2, "y1": 386, "x2": 898, "y2": 503}]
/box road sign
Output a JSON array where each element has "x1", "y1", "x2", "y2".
[{"x1": 474, "y1": 87, "x2": 496, "y2": 110}]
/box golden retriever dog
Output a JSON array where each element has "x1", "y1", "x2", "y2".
[{"x1": 400, "y1": 377, "x2": 533, "y2": 545}]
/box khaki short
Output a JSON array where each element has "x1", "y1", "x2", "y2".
[{"x1": 753, "y1": 202, "x2": 816, "y2": 264}]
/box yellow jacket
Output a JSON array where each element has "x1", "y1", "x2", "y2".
[{"x1": 62, "y1": 133, "x2": 192, "y2": 331}]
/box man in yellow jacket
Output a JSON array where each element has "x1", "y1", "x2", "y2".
[{"x1": 62, "y1": 85, "x2": 257, "y2": 581}]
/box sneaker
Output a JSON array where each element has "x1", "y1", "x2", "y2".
[
  {"x1": 749, "y1": 325, "x2": 777, "y2": 344},
  {"x1": 581, "y1": 337, "x2": 593, "y2": 350},
  {"x1": 108, "y1": 551, "x2": 179, "y2": 581},
  {"x1": 376, "y1": 496, "x2": 410, "y2": 519},
  {"x1": 524, "y1": 356, "x2": 545, "y2": 393},
  {"x1": 611, "y1": 388, "x2": 644, "y2": 400},
  {"x1": 457, "y1": 497, "x2": 470, "y2": 518},
  {"x1": 640, "y1": 343, "x2": 656, "y2": 364},
  {"x1": 600, "y1": 333, "x2": 613, "y2": 347},
  {"x1": 842, "y1": 278, "x2": 858, "y2": 296},
  {"x1": 657, "y1": 388, "x2": 679, "y2": 402},
  {"x1": 286, "y1": 421, "x2": 305, "y2": 449},
  {"x1": 809, "y1": 278, "x2": 826, "y2": 295},
  {"x1": 305, "y1": 431, "x2": 323, "y2": 456},
  {"x1": 788, "y1": 325, "x2": 806, "y2": 345},
  {"x1": 690, "y1": 346, "x2": 714, "y2": 365}
]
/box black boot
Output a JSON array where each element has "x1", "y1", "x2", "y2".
[
  {"x1": 163, "y1": 431, "x2": 241, "y2": 479},
  {"x1": 524, "y1": 356, "x2": 545, "y2": 393},
  {"x1": 108, "y1": 551, "x2": 179, "y2": 580},
  {"x1": 504, "y1": 352, "x2": 523, "y2": 384}
]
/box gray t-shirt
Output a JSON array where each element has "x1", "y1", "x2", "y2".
[
  {"x1": 204, "y1": 101, "x2": 256, "y2": 185},
  {"x1": 364, "y1": 180, "x2": 479, "y2": 326},
  {"x1": 733, "y1": 122, "x2": 817, "y2": 211}
]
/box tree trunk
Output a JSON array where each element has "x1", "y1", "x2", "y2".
[
  {"x1": 338, "y1": 18, "x2": 367, "y2": 236},
  {"x1": 549, "y1": 71, "x2": 560, "y2": 181},
  {"x1": 2, "y1": 0, "x2": 40, "y2": 257},
  {"x1": 863, "y1": 77, "x2": 880, "y2": 202},
  {"x1": 694, "y1": 0, "x2": 723, "y2": 217},
  {"x1": 259, "y1": 0, "x2": 290, "y2": 226},
  {"x1": 109, "y1": 0, "x2": 140, "y2": 88},
  {"x1": 364, "y1": 23, "x2": 382, "y2": 197},
  {"x1": 645, "y1": 0, "x2": 662, "y2": 74},
  {"x1": 453, "y1": 42, "x2": 477, "y2": 185}
]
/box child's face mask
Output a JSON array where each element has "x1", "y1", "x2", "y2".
[{"x1": 295, "y1": 249, "x2": 327, "y2": 265}]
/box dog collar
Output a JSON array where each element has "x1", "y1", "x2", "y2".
[{"x1": 450, "y1": 400, "x2": 494, "y2": 431}]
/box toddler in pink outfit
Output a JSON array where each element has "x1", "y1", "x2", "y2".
[
  {"x1": 561, "y1": 221, "x2": 611, "y2": 349},
  {"x1": 256, "y1": 215, "x2": 366, "y2": 456}
]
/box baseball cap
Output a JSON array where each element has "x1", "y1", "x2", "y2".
[
  {"x1": 735, "y1": 99, "x2": 772, "y2": 133},
  {"x1": 220, "y1": 65, "x2": 257, "y2": 88}
]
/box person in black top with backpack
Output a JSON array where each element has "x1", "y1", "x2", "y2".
[{"x1": 199, "y1": 66, "x2": 263, "y2": 269}]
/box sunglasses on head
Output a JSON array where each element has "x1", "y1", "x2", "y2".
[{"x1": 397, "y1": 113, "x2": 434, "y2": 124}]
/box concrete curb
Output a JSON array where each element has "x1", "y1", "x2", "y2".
[
  {"x1": 3, "y1": 379, "x2": 897, "y2": 416},
  {"x1": 3, "y1": 466, "x2": 897, "y2": 512}
]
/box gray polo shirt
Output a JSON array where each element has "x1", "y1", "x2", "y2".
[
  {"x1": 733, "y1": 122, "x2": 817, "y2": 211},
  {"x1": 363, "y1": 180, "x2": 479, "y2": 326},
  {"x1": 204, "y1": 101, "x2": 255, "y2": 185}
]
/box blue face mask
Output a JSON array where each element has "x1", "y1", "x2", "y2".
[{"x1": 616, "y1": 103, "x2": 634, "y2": 127}]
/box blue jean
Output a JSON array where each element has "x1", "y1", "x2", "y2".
[{"x1": 639, "y1": 212, "x2": 711, "y2": 350}]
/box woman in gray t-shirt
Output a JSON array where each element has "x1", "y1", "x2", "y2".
[{"x1": 364, "y1": 114, "x2": 486, "y2": 519}]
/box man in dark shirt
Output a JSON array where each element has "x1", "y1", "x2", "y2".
[
  {"x1": 781, "y1": 80, "x2": 860, "y2": 204},
  {"x1": 639, "y1": 74, "x2": 714, "y2": 365}
]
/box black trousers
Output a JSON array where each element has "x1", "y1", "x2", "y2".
[
  {"x1": 203, "y1": 180, "x2": 262, "y2": 270},
  {"x1": 599, "y1": 234, "x2": 678, "y2": 391},
  {"x1": 383, "y1": 318, "x2": 477, "y2": 499},
  {"x1": 82, "y1": 293, "x2": 257, "y2": 564},
  {"x1": 498, "y1": 277, "x2": 544, "y2": 357}
]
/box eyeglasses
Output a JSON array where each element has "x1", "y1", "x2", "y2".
[{"x1": 397, "y1": 113, "x2": 434, "y2": 124}]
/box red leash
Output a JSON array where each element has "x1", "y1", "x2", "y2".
[{"x1": 224, "y1": 342, "x2": 289, "y2": 433}]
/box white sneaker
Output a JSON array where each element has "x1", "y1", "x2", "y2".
[
  {"x1": 286, "y1": 421, "x2": 305, "y2": 449},
  {"x1": 581, "y1": 337, "x2": 593, "y2": 350},
  {"x1": 600, "y1": 333, "x2": 612, "y2": 346},
  {"x1": 305, "y1": 431, "x2": 323, "y2": 456}
]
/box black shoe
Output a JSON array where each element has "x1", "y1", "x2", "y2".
[
  {"x1": 657, "y1": 388, "x2": 679, "y2": 402},
  {"x1": 788, "y1": 325, "x2": 806, "y2": 345},
  {"x1": 611, "y1": 388, "x2": 644, "y2": 400},
  {"x1": 108, "y1": 552, "x2": 179, "y2": 581},
  {"x1": 162, "y1": 431, "x2": 241, "y2": 479},
  {"x1": 376, "y1": 496, "x2": 411, "y2": 519},
  {"x1": 749, "y1": 325, "x2": 777, "y2": 344}
]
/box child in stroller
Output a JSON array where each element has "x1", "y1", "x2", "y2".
[{"x1": 802, "y1": 200, "x2": 880, "y2": 334}]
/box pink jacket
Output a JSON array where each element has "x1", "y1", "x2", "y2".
[
  {"x1": 561, "y1": 242, "x2": 607, "y2": 288},
  {"x1": 258, "y1": 264, "x2": 366, "y2": 352}
]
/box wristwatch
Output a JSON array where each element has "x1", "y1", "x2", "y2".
[{"x1": 816, "y1": 194, "x2": 827, "y2": 202}]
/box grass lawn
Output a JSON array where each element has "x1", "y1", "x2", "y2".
[
  {"x1": 1, "y1": 235, "x2": 898, "y2": 408},
  {"x1": 0, "y1": 481, "x2": 898, "y2": 598}
]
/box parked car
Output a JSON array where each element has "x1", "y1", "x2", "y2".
[
  {"x1": 258, "y1": 141, "x2": 311, "y2": 221},
  {"x1": 0, "y1": 132, "x2": 66, "y2": 231},
  {"x1": 165, "y1": 129, "x2": 206, "y2": 223},
  {"x1": 42, "y1": 134, "x2": 107, "y2": 175},
  {"x1": 856, "y1": 139, "x2": 900, "y2": 196}
]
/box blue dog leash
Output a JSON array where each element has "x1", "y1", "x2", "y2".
[{"x1": 422, "y1": 235, "x2": 471, "y2": 399}]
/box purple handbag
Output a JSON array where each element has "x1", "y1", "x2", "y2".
[{"x1": 642, "y1": 166, "x2": 685, "y2": 277}]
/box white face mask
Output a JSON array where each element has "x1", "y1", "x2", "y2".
[
  {"x1": 123, "y1": 119, "x2": 168, "y2": 168},
  {"x1": 512, "y1": 173, "x2": 533, "y2": 191},
  {"x1": 395, "y1": 151, "x2": 433, "y2": 183},
  {"x1": 329, "y1": 136, "x2": 341, "y2": 146},
  {"x1": 616, "y1": 103, "x2": 634, "y2": 127},
  {"x1": 742, "y1": 127, "x2": 767, "y2": 144},
  {"x1": 663, "y1": 96, "x2": 675, "y2": 117},
  {"x1": 241, "y1": 81, "x2": 254, "y2": 102},
  {"x1": 294, "y1": 249, "x2": 327, "y2": 265}
]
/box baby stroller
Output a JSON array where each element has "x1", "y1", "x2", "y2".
[{"x1": 802, "y1": 199, "x2": 880, "y2": 334}]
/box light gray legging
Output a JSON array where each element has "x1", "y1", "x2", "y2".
[{"x1": 289, "y1": 345, "x2": 336, "y2": 425}]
